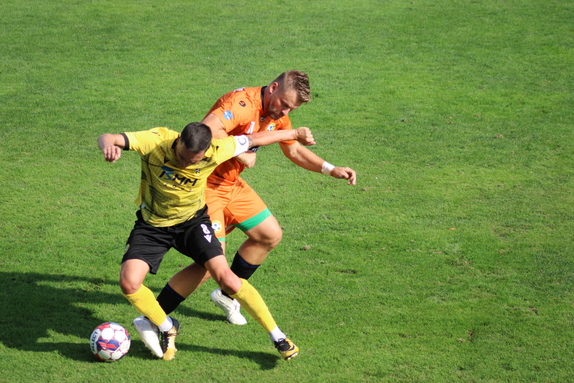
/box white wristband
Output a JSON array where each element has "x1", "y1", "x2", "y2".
[
  {"x1": 233, "y1": 135, "x2": 250, "y2": 156},
  {"x1": 321, "y1": 161, "x2": 335, "y2": 175}
]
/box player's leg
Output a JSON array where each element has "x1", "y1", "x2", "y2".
[
  {"x1": 154, "y1": 201, "x2": 247, "y2": 325},
  {"x1": 164, "y1": 262, "x2": 210, "y2": 298},
  {"x1": 204, "y1": 255, "x2": 299, "y2": 361},
  {"x1": 236, "y1": 213, "x2": 283, "y2": 268},
  {"x1": 153, "y1": 191, "x2": 246, "y2": 324},
  {"x1": 154, "y1": 204, "x2": 223, "y2": 313},
  {"x1": 202, "y1": 185, "x2": 250, "y2": 324},
  {"x1": 154, "y1": 248, "x2": 235, "y2": 316},
  {"x1": 211, "y1": 213, "x2": 282, "y2": 311},
  {"x1": 121, "y1": 215, "x2": 179, "y2": 359},
  {"x1": 158, "y1": 207, "x2": 297, "y2": 360},
  {"x1": 228, "y1": 179, "x2": 282, "y2": 279},
  {"x1": 210, "y1": 181, "x2": 283, "y2": 323}
]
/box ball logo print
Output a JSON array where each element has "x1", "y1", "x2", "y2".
[
  {"x1": 212, "y1": 220, "x2": 222, "y2": 233},
  {"x1": 90, "y1": 322, "x2": 131, "y2": 362}
]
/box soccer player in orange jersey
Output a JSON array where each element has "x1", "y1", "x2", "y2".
[{"x1": 156, "y1": 71, "x2": 356, "y2": 326}]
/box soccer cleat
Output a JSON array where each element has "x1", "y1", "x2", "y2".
[
  {"x1": 160, "y1": 317, "x2": 180, "y2": 361},
  {"x1": 274, "y1": 338, "x2": 299, "y2": 361},
  {"x1": 210, "y1": 288, "x2": 247, "y2": 325},
  {"x1": 132, "y1": 316, "x2": 163, "y2": 358}
]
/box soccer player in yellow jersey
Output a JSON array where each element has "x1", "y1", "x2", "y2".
[
  {"x1": 153, "y1": 71, "x2": 357, "y2": 325},
  {"x1": 98, "y1": 122, "x2": 315, "y2": 361}
]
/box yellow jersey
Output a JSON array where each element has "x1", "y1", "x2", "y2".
[{"x1": 123, "y1": 127, "x2": 247, "y2": 227}]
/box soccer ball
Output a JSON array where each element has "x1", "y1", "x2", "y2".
[{"x1": 90, "y1": 322, "x2": 131, "y2": 362}]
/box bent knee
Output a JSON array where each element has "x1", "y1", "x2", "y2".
[
  {"x1": 214, "y1": 271, "x2": 242, "y2": 295},
  {"x1": 119, "y1": 259, "x2": 149, "y2": 295},
  {"x1": 250, "y1": 227, "x2": 282, "y2": 249},
  {"x1": 263, "y1": 231, "x2": 282, "y2": 248},
  {"x1": 119, "y1": 279, "x2": 141, "y2": 295}
]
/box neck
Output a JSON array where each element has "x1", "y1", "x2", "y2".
[{"x1": 260, "y1": 86, "x2": 268, "y2": 116}]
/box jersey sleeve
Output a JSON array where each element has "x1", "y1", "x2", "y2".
[
  {"x1": 123, "y1": 128, "x2": 171, "y2": 155},
  {"x1": 210, "y1": 135, "x2": 249, "y2": 164},
  {"x1": 206, "y1": 89, "x2": 258, "y2": 135}
]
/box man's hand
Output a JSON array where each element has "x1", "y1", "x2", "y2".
[
  {"x1": 294, "y1": 127, "x2": 316, "y2": 146},
  {"x1": 98, "y1": 133, "x2": 125, "y2": 163},
  {"x1": 236, "y1": 151, "x2": 257, "y2": 168},
  {"x1": 102, "y1": 145, "x2": 122, "y2": 163},
  {"x1": 330, "y1": 166, "x2": 357, "y2": 186}
]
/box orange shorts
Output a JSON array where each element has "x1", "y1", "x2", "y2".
[{"x1": 206, "y1": 178, "x2": 271, "y2": 241}]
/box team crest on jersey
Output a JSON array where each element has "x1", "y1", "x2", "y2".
[
  {"x1": 224, "y1": 111, "x2": 233, "y2": 120},
  {"x1": 267, "y1": 124, "x2": 276, "y2": 131},
  {"x1": 212, "y1": 220, "x2": 222, "y2": 233},
  {"x1": 239, "y1": 101, "x2": 246, "y2": 107}
]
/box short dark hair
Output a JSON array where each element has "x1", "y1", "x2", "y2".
[
  {"x1": 273, "y1": 70, "x2": 311, "y2": 103},
  {"x1": 180, "y1": 122, "x2": 212, "y2": 153}
]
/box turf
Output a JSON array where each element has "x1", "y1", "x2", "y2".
[{"x1": 1, "y1": 0, "x2": 573, "y2": 381}]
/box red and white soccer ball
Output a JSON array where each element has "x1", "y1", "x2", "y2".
[{"x1": 90, "y1": 322, "x2": 131, "y2": 362}]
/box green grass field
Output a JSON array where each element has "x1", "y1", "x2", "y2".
[{"x1": 1, "y1": 0, "x2": 573, "y2": 381}]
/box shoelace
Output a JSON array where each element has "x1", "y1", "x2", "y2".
[{"x1": 275, "y1": 339, "x2": 291, "y2": 351}]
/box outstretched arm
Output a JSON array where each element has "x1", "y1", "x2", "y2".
[
  {"x1": 248, "y1": 127, "x2": 316, "y2": 147},
  {"x1": 280, "y1": 141, "x2": 357, "y2": 185},
  {"x1": 98, "y1": 133, "x2": 126, "y2": 163}
]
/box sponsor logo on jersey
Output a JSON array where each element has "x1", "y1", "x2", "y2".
[
  {"x1": 224, "y1": 110, "x2": 233, "y2": 120},
  {"x1": 159, "y1": 166, "x2": 198, "y2": 186},
  {"x1": 239, "y1": 100, "x2": 246, "y2": 107},
  {"x1": 267, "y1": 124, "x2": 276, "y2": 131}
]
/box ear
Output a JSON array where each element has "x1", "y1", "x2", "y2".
[{"x1": 268, "y1": 81, "x2": 280, "y2": 94}]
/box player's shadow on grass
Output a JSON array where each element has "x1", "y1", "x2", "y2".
[
  {"x1": 125, "y1": 335, "x2": 281, "y2": 369},
  {"x1": 0, "y1": 271, "x2": 282, "y2": 368},
  {"x1": 128, "y1": 341, "x2": 280, "y2": 370},
  {"x1": 0, "y1": 271, "x2": 124, "y2": 362},
  {"x1": 179, "y1": 343, "x2": 280, "y2": 370},
  {"x1": 176, "y1": 304, "x2": 231, "y2": 323}
]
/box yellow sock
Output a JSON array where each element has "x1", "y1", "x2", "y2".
[
  {"x1": 230, "y1": 279, "x2": 277, "y2": 333},
  {"x1": 123, "y1": 285, "x2": 167, "y2": 327}
]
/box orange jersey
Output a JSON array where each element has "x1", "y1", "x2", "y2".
[{"x1": 205, "y1": 87, "x2": 296, "y2": 187}]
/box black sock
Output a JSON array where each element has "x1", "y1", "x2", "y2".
[
  {"x1": 222, "y1": 252, "x2": 260, "y2": 300},
  {"x1": 157, "y1": 283, "x2": 185, "y2": 315},
  {"x1": 230, "y1": 251, "x2": 260, "y2": 280}
]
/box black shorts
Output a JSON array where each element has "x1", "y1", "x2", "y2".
[{"x1": 122, "y1": 206, "x2": 223, "y2": 274}]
